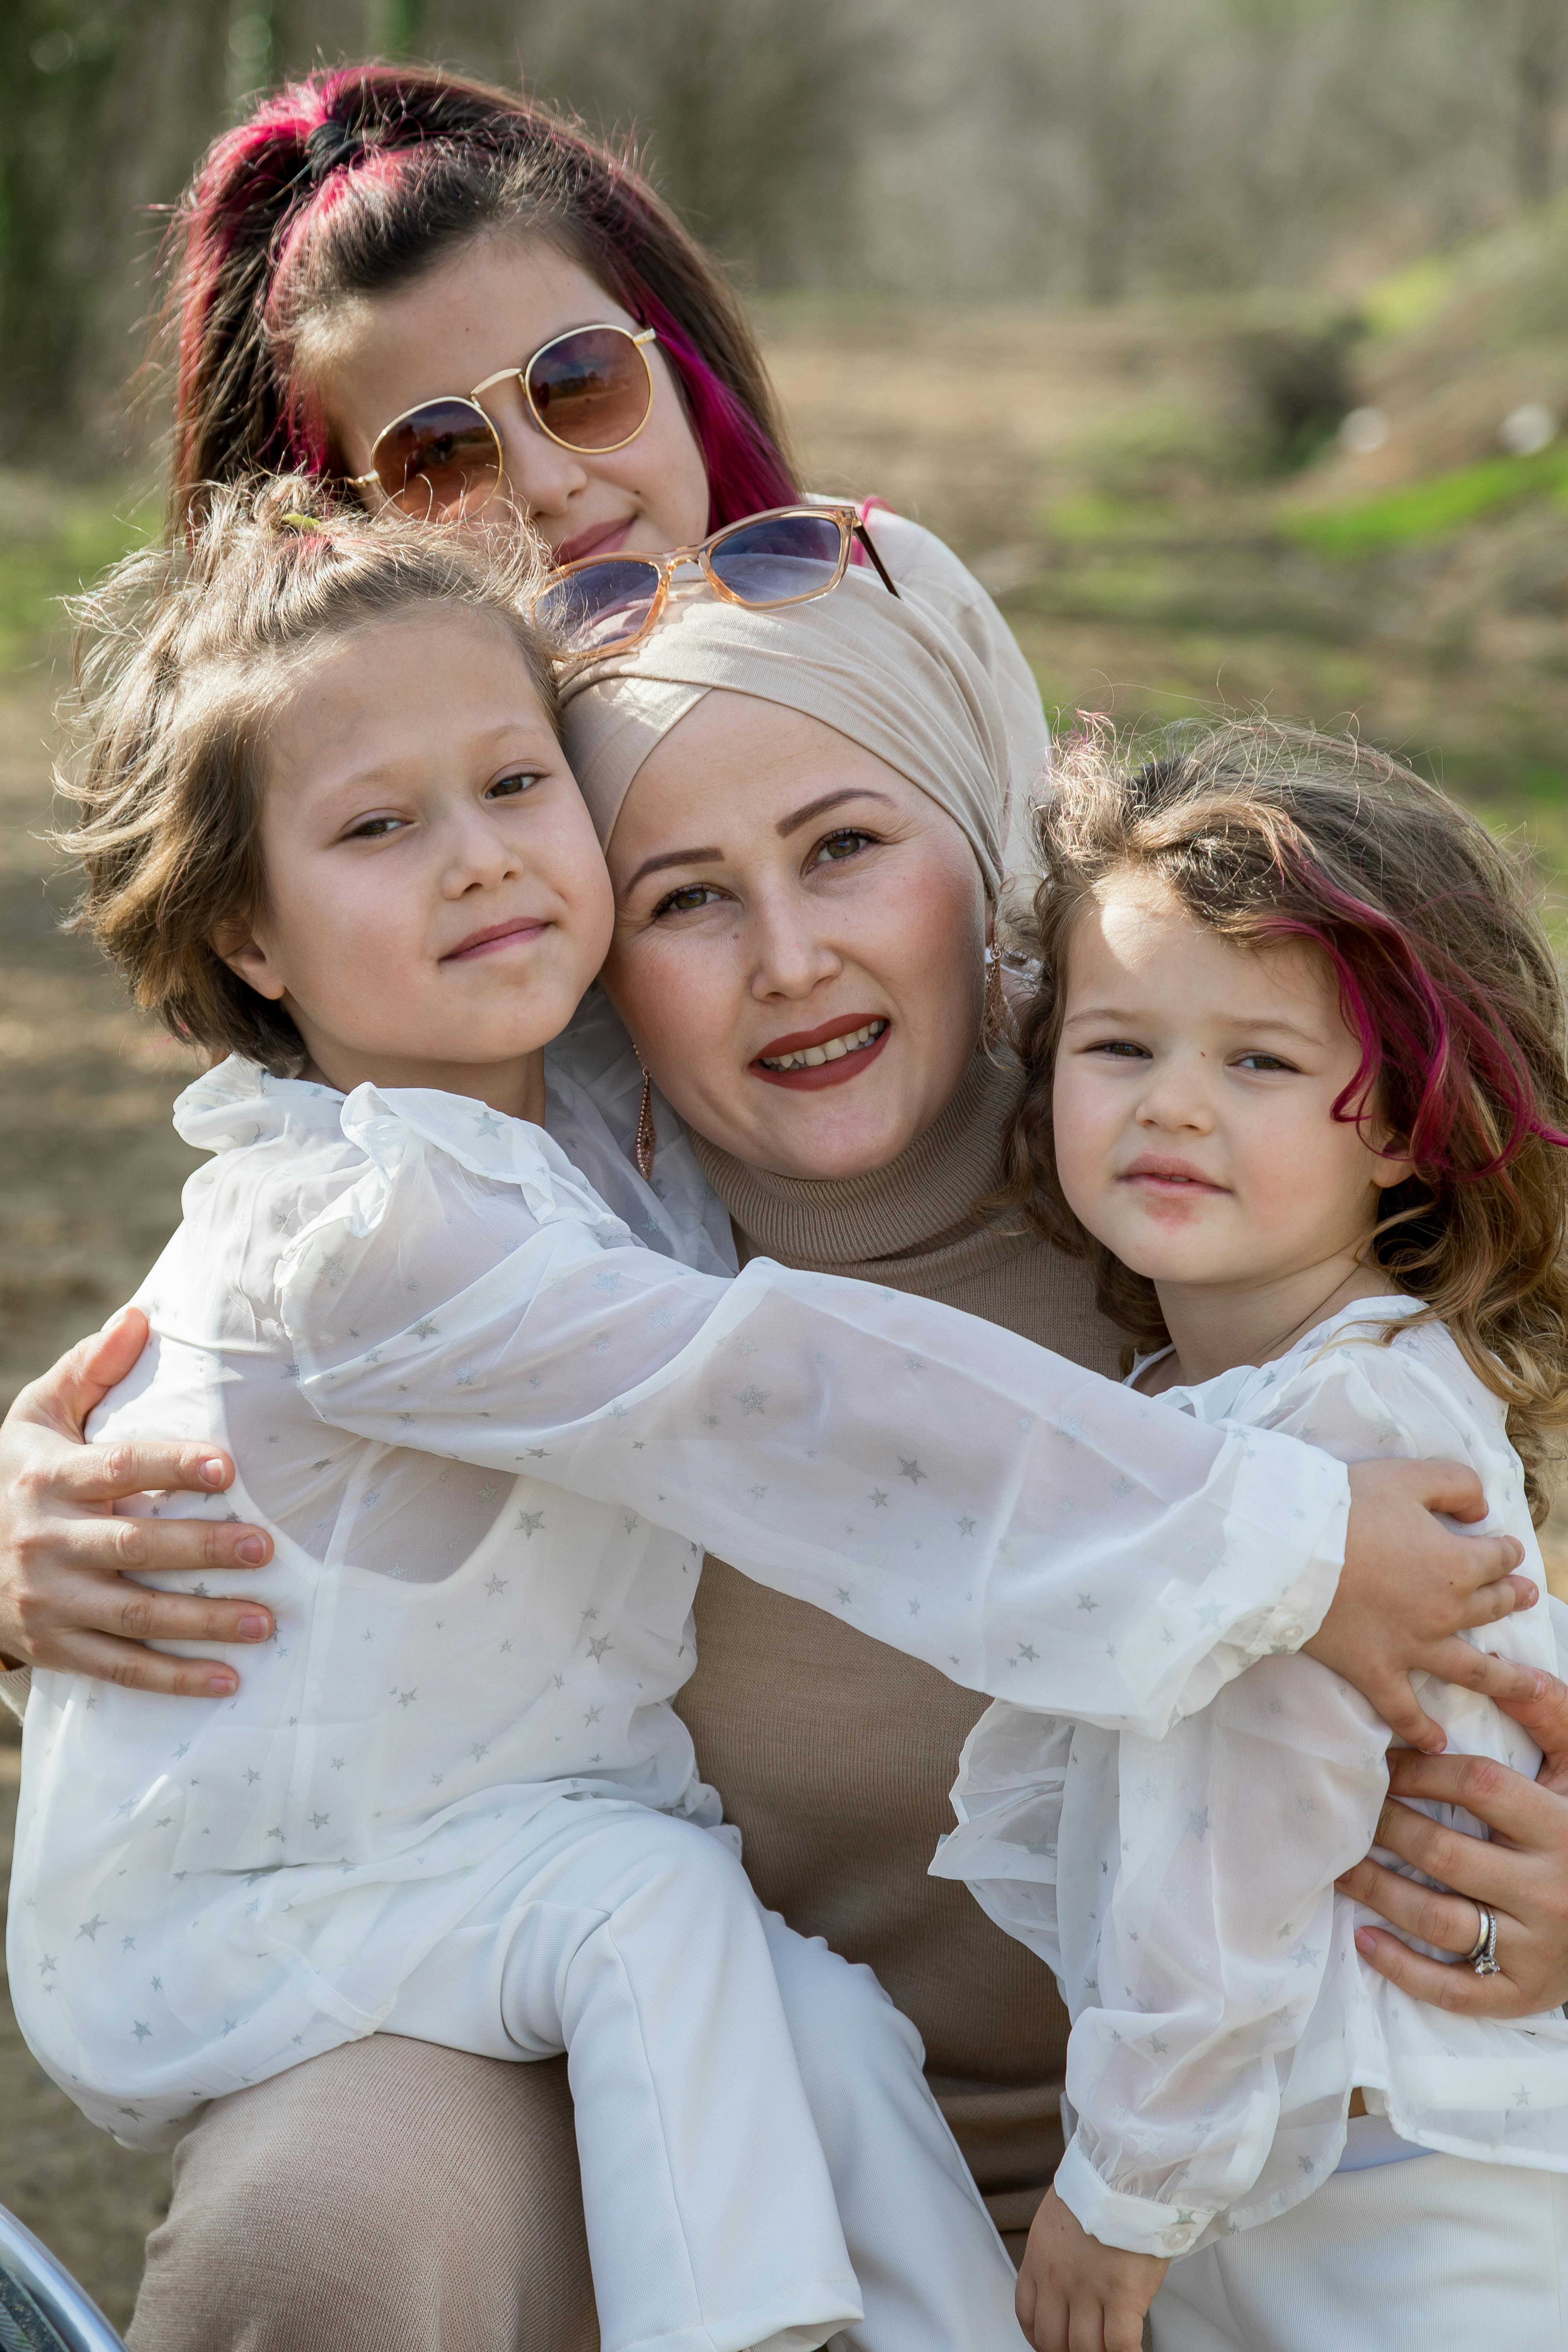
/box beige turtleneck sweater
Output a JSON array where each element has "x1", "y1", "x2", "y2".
[{"x1": 674, "y1": 1047, "x2": 1123, "y2": 2250}]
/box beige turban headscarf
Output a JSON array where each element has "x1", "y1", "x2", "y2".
[{"x1": 557, "y1": 569, "x2": 1011, "y2": 896}]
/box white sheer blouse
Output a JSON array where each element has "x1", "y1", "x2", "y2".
[
  {"x1": 10, "y1": 1060, "x2": 1347, "y2": 2146},
  {"x1": 933, "y1": 1299, "x2": 1568, "y2": 2261}
]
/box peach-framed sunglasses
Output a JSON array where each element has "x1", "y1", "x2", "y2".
[
  {"x1": 532, "y1": 503, "x2": 900, "y2": 665},
  {"x1": 346, "y1": 321, "x2": 659, "y2": 517}
]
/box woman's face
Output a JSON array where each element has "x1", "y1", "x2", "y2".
[
  {"x1": 600, "y1": 693, "x2": 989, "y2": 1181},
  {"x1": 312, "y1": 234, "x2": 712, "y2": 564}
]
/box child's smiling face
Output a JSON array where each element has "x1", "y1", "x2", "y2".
[
  {"x1": 217, "y1": 606, "x2": 614, "y2": 1114},
  {"x1": 1052, "y1": 868, "x2": 1413, "y2": 1304}
]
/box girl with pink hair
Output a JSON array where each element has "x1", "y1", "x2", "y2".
[{"x1": 162, "y1": 62, "x2": 1047, "y2": 815}]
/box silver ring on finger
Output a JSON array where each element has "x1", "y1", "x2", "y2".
[{"x1": 1467, "y1": 1903, "x2": 1501, "y2": 1976}]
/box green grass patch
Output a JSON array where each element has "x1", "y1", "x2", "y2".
[
  {"x1": 1045, "y1": 493, "x2": 1146, "y2": 543},
  {"x1": 1359, "y1": 249, "x2": 1459, "y2": 341},
  {"x1": 0, "y1": 481, "x2": 159, "y2": 676},
  {"x1": 1283, "y1": 446, "x2": 1568, "y2": 561},
  {"x1": 1408, "y1": 744, "x2": 1568, "y2": 807}
]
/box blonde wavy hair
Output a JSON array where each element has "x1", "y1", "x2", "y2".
[
  {"x1": 54, "y1": 472, "x2": 554, "y2": 1076},
  {"x1": 994, "y1": 719, "x2": 1568, "y2": 1519}
]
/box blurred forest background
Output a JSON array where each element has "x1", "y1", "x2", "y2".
[
  {"x1": 6, "y1": 0, "x2": 1568, "y2": 438},
  {"x1": 7, "y1": 0, "x2": 1568, "y2": 2332}
]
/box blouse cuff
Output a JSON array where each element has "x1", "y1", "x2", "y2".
[
  {"x1": 1224, "y1": 1445, "x2": 1350, "y2": 1668},
  {"x1": 0, "y1": 1661, "x2": 30, "y2": 1722},
  {"x1": 1246, "y1": 1516, "x2": 1346, "y2": 1660},
  {"x1": 1052, "y1": 2136, "x2": 1215, "y2": 2261}
]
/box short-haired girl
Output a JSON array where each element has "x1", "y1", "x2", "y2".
[
  {"x1": 14, "y1": 478, "x2": 1037, "y2": 2352},
  {"x1": 935, "y1": 723, "x2": 1568, "y2": 2351},
  {"x1": 14, "y1": 492, "x2": 1403, "y2": 2350}
]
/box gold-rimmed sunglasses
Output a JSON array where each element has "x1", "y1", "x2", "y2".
[
  {"x1": 347, "y1": 322, "x2": 660, "y2": 519},
  {"x1": 531, "y1": 504, "x2": 901, "y2": 665}
]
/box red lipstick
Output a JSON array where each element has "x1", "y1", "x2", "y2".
[{"x1": 751, "y1": 1013, "x2": 891, "y2": 1093}]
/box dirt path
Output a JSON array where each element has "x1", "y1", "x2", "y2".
[
  {"x1": 0, "y1": 677, "x2": 190, "y2": 2330},
  {"x1": 0, "y1": 682, "x2": 203, "y2": 1414}
]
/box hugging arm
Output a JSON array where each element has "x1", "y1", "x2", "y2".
[
  {"x1": 278, "y1": 1121, "x2": 1338, "y2": 1732},
  {"x1": 0, "y1": 1308, "x2": 274, "y2": 1701},
  {"x1": 1339, "y1": 1632, "x2": 1568, "y2": 2018},
  {"x1": 274, "y1": 1101, "x2": 1518, "y2": 1738},
  {"x1": 0, "y1": 1142, "x2": 1532, "y2": 1733}
]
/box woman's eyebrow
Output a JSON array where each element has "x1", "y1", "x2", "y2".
[
  {"x1": 620, "y1": 787, "x2": 899, "y2": 891},
  {"x1": 776, "y1": 788, "x2": 896, "y2": 838},
  {"x1": 623, "y1": 844, "x2": 723, "y2": 890}
]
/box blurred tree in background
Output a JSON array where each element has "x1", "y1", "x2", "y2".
[{"x1": 1, "y1": 0, "x2": 1567, "y2": 466}]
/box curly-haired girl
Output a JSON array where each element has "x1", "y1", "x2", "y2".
[{"x1": 936, "y1": 721, "x2": 1568, "y2": 2352}]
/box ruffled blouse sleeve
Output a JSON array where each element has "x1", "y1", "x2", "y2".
[
  {"x1": 276, "y1": 1084, "x2": 1350, "y2": 1734},
  {"x1": 949, "y1": 1322, "x2": 1550, "y2": 2259}
]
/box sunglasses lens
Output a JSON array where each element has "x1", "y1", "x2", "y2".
[
  {"x1": 373, "y1": 402, "x2": 500, "y2": 516},
  {"x1": 528, "y1": 328, "x2": 654, "y2": 452},
  {"x1": 535, "y1": 557, "x2": 665, "y2": 655},
  {"x1": 707, "y1": 513, "x2": 846, "y2": 604}
]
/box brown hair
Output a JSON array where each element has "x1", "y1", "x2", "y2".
[
  {"x1": 55, "y1": 471, "x2": 556, "y2": 1078},
  {"x1": 162, "y1": 64, "x2": 798, "y2": 533},
  {"x1": 996, "y1": 719, "x2": 1568, "y2": 1516}
]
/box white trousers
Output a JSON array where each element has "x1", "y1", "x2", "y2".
[
  {"x1": 385, "y1": 1794, "x2": 1021, "y2": 2352},
  {"x1": 1150, "y1": 2152, "x2": 1568, "y2": 2352}
]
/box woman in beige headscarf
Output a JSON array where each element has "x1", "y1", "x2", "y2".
[{"x1": 556, "y1": 570, "x2": 1120, "y2": 2273}]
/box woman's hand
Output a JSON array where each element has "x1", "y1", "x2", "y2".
[
  {"x1": 1303, "y1": 1458, "x2": 1536, "y2": 1752},
  {"x1": 0, "y1": 1308, "x2": 275, "y2": 1696},
  {"x1": 1337, "y1": 1667, "x2": 1568, "y2": 2017},
  {"x1": 1015, "y1": 2188, "x2": 1167, "y2": 2352}
]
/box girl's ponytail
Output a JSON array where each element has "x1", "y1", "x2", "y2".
[
  {"x1": 170, "y1": 98, "x2": 325, "y2": 522},
  {"x1": 169, "y1": 70, "x2": 442, "y2": 522}
]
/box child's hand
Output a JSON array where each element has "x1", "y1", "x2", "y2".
[{"x1": 1015, "y1": 2187, "x2": 1168, "y2": 2352}]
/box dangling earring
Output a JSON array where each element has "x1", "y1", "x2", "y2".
[
  {"x1": 634, "y1": 1056, "x2": 656, "y2": 1182},
  {"x1": 983, "y1": 949, "x2": 1007, "y2": 1047}
]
